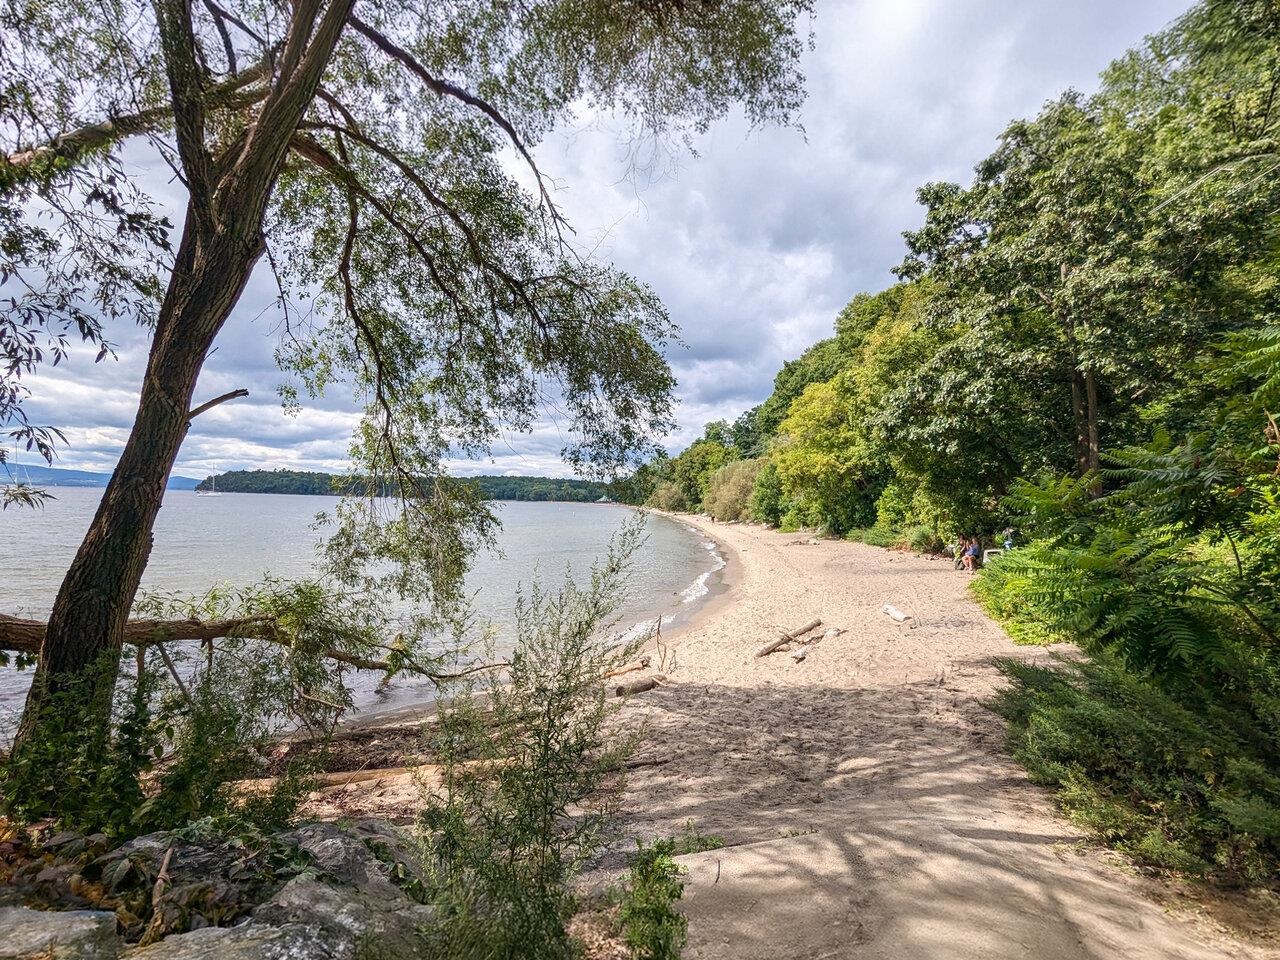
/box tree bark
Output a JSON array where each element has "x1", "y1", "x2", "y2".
[
  {"x1": 1084, "y1": 367, "x2": 1101, "y2": 475},
  {"x1": 1070, "y1": 369, "x2": 1091, "y2": 477}
]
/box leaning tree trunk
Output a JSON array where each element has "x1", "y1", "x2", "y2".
[{"x1": 12, "y1": 214, "x2": 265, "y2": 751}]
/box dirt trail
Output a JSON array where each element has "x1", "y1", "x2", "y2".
[{"x1": 614, "y1": 516, "x2": 1279, "y2": 960}]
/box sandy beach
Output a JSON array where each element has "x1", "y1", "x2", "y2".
[
  {"x1": 298, "y1": 513, "x2": 1278, "y2": 959},
  {"x1": 609, "y1": 515, "x2": 1279, "y2": 960}
]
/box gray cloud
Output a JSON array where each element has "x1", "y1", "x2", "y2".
[{"x1": 11, "y1": 0, "x2": 1191, "y2": 475}]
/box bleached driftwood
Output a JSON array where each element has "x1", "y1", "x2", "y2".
[
  {"x1": 882, "y1": 604, "x2": 911, "y2": 623},
  {"x1": 755, "y1": 618, "x2": 822, "y2": 658},
  {"x1": 603, "y1": 656, "x2": 651, "y2": 680},
  {"x1": 615, "y1": 674, "x2": 666, "y2": 697}
]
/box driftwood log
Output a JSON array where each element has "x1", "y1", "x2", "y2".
[
  {"x1": 603, "y1": 656, "x2": 651, "y2": 680},
  {"x1": 614, "y1": 674, "x2": 666, "y2": 697},
  {"x1": 755, "y1": 618, "x2": 822, "y2": 658}
]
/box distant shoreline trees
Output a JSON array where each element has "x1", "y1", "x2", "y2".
[{"x1": 196, "y1": 469, "x2": 611, "y2": 503}]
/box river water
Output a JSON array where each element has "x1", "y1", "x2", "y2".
[{"x1": 0, "y1": 488, "x2": 722, "y2": 728}]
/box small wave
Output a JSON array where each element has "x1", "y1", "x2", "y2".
[{"x1": 680, "y1": 533, "x2": 725, "y2": 604}]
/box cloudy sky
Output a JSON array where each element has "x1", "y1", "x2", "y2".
[{"x1": 12, "y1": 0, "x2": 1191, "y2": 481}]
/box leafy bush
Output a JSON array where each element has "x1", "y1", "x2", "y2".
[
  {"x1": 647, "y1": 481, "x2": 689, "y2": 513},
  {"x1": 2, "y1": 647, "x2": 311, "y2": 839},
  {"x1": 750, "y1": 460, "x2": 785, "y2": 525},
  {"x1": 703, "y1": 458, "x2": 763, "y2": 522},
  {"x1": 416, "y1": 523, "x2": 645, "y2": 959},
  {"x1": 616, "y1": 839, "x2": 688, "y2": 960},
  {"x1": 903, "y1": 524, "x2": 943, "y2": 553},
  {"x1": 990, "y1": 656, "x2": 1280, "y2": 884}
]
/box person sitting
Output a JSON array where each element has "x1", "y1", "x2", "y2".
[{"x1": 962, "y1": 537, "x2": 981, "y2": 572}]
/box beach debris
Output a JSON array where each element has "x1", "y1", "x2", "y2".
[
  {"x1": 615, "y1": 674, "x2": 666, "y2": 697},
  {"x1": 755, "y1": 618, "x2": 822, "y2": 658},
  {"x1": 882, "y1": 604, "x2": 911, "y2": 623},
  {"x1": 603, "y1": 655, "x2": 651, "y2": 680},
  {"x1": 790, "y1": 626, "x2": 845, "y2": 663}
]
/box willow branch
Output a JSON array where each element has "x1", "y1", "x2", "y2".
[
  {"x1": 0, "y1": 612, "x2": 470, "y2": 679},
  {"x1": 346, "y1": 15, "x2": 567, "y2": 239},
  {"x1": 1, "y1": 60, "x2": 273, "y2": 185},
  {"x1": 289, "y1": 133, "x2": 467, "y2": 317},
  {"x1": 301, "y1": 121, "x2": 550, "y2": 334}
]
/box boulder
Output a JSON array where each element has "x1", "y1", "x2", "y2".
[
  {"x1": 125, "y1": 922, "x2": 335, "y2": 960},
  {"x1": 275, "y1": 823, "x2": 399, "y2": 898},
  {"x1": 253, "y1": 877, "x2": 435, "y2": 960},
  {"x1": 0, "y1": 905, "x2": 120, "y2": 959}
]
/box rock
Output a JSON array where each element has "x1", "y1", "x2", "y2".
[
  {"x1": 253, "y1": 877, "x2": 434, "y2": 960},
  {"x1": 125, "y1": 922, "x2": 336, "y2": 960},
  {"x1": 276, "y1": 823, "x2": 398, "y2": 898},
  {"x1": 0, "y1": 905, "x2": 120, "y2": 959},
  {"x1": 346, "y1": 821, "x2": 429, "y2": 891}
]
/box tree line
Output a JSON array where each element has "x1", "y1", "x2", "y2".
[
  {"x1": 625, "y1": 0, "x2": 1280, "y2": 884},
  {"x1": 198, "y1": 468, "x2": 611, "y2": 502}
]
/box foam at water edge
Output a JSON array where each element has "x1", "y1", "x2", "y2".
[{"x1": 680, "y1": 528, "x2": 725, "y2": 604}]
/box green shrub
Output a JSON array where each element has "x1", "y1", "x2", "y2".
[
  {"x1": 704, "y1": 459, "x2": 763, "y2": 522},
  {"x1": 416, "y1": 523, "x2": 645, "y2": 959},
  {"x1": 2, "y1": 648, "x2": 311, "y2": 839},
  {"x1": 749, "y1": 460, "x2": 785, "y2": 525},
  {"x1": 903, "y1": 524, "x2": 943, "y2": 553},
  {"x1": 970, "y1": 554, "x2": 1069, "y2": 646},
  {"x1": 990, "y1": 656, "x2": 1280, "y2": 884},
  {"x1": 647, "y1": 481, "x2": 688, "y2": 513},
  {"x1": 845, "y1": 526, "x2": 898, "y2": 548},
  {"x1": 616, "y1": 839, "x2": 688, "y2": 960}
]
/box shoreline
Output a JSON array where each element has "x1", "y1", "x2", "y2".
[
  {"x1": 340, "y1": 508, "x2": 735, "y2": 731},
  {"x1": 605, "y1": 516, "x2": 1273, "y2": 959}
]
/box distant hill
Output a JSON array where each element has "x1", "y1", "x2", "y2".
[
  {"x1": 5, "y1": 463, "x2": 200, "y2": 490},
  {"x1": 197, "y1": 468, "x2": 612, "y2": 503}
]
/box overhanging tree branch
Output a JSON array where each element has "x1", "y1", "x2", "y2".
[
  {"x1": 346, "y1": 15, "x2": 568, "y2": 239},
  {"x1": 1, "y1": 60, "x2": 273, "y2": 187},
  {"x1": 301, "y1": 119, "x2": 554, "y2": 336},
  {"x1": 188, "y1": 388, "x2": 249, "y2": 420},
  {"x1": 0, "y1": 612, "x2": 468, "y2": 678}
]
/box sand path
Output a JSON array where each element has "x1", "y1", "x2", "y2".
[{"x1": 614, "y1": 516, "x2": 1278, "y2": 960}]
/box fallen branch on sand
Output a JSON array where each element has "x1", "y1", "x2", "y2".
[
  {"x1": 603, "y1": 655, "x2": 651, "y2": 679},
  {"x1": 755, "y1": 618, "x2": 822, "y2": 658},
  {"x1": 614, "y1": 674, "x2": 666, "y2": 697}
]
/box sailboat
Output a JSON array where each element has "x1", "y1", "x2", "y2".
[{"x1": 196, "y1": 472, "x2": 223, "y2": 497}]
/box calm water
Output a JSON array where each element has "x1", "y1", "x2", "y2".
[{"x1": 0, "y1": 488, "x2": 721, "y2": 724}]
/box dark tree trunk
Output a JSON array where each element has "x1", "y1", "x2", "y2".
[
  {"x1": 1084, "y1": 368, "x2": 1101, "y2": 474},
  {"x1": 12, "y1": 216, "x2": 265, "y2": 750},
  {"x1": 1070, "y1": 369, "x2": 1091, "y2": 478}
]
